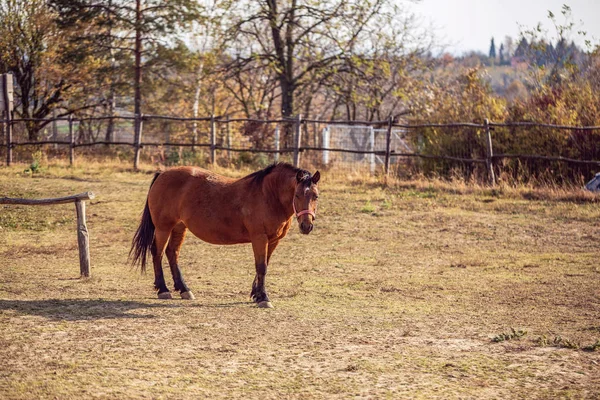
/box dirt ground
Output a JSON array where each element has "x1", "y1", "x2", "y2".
[{"x1": 0, "y1": 163, "x2": 599, "y2": 399}]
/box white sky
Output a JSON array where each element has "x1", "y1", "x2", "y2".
[{"x1": 409, "y1": 0, "x2": 600, "y2": 55}]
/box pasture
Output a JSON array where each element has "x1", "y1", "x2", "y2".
[{"x1": 0, "y1": 163, "x2": 599, "y2": 399}]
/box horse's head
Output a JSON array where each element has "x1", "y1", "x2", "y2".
[{"x1": 293, "y1": 170, "x2": 320, "y2": 234}]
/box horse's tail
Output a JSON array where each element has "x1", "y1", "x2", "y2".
[{"x1": 129, "y1": 172, "x2": 161, "y2": 272}]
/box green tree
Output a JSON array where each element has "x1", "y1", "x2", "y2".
[
  {"x1": 489, "y1": 37, "x2": 496, "y2": 60},
  {"x1": 223, "y1": 0, "x2": 405, "y2": 120},
  {"x1": 50, "y1": 0, "x2": 202, "y2": 140}
]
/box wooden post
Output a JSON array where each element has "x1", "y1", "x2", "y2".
[
  {"x1": 322, "y1": 127, "x2": 330, "y2": 166},
  {"x1": 274, "y1": 125, "x2": 280, "y2": 162},
  {"x1": 68, "y1": 115, "x2": 75, "y2": 165},
  {"x1": 210, "y1": 114, "x2": 216, "y2": 164},
  {"x1": 484, "y1": 118, "x2": 496, "y2": 186},
  {"x1": 75, "y1": 199, "x2": 91, "y2": 277},
  {"x1": 226, "y1": 115, "x2": 231, "y2": 160},
  {"x1": 133, "y1": 113, "x2": 143, "y2": 170},
  {"x1": 293, "y1": 114, "x2": 302, "y2": 167},
  {"x1": 2, "y1": 73, "x2": 14, "y2": 166},
  {"x1": 192, "y1": 119, "x2": 197, "y2": 153},
  {"x1": 5, "y1": 110, "x2": 11, "y2": 167},
  {"x1": 369, "y1": 126, "x2": 375, "y2": 174},
  {"x1": 384, "y1": 116, "x2": 393, "y2": 176},
  {"x1": 0, "y1": 192, "x2": 95, "y2": 278}
]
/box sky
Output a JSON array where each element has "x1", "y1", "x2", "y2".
[{"x1": 408, "y1": 0, "x2": 600, "y2": 55}]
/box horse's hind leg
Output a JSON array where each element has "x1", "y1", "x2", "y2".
[
  {"x1": 152, "y1": 228, "x2": 172, "y2": 299},
  {"x1": 165, "y1": 222, "x2": 194, "y2": 300}
]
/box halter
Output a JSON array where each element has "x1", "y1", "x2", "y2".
[{"x1": 293, "y1": 198, "x2": 316, "y2": 221}]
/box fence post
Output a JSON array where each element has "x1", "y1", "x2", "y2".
[
  {"x1": 75, "y1": 199, "x2": 91, "y2": 277},
  {"x1": 133, "y1": 113, "x2": 143, "y2": 170},
  {"x1": 369, "y1": 126, "x2": 375, "y2": 174},
  {"x1": 484, "y1": 118, "x2": 496, "y2": 186},
  {"x1": 274, "y1": 125, "x2": 280, "y2": 162},
  {"x1": 210, "y1": 114, "x2": 216, "y2": 164},
  {"x1": 192, "y1": 119, "x2": 198, "y2": 153},
  {"x1": 69, "y1": 115, "x2": 75, "y2": 165},
  {"x1": 293, "y1": 114, "x2": 302, "y2": 167},
  {"x1": 5, "y1": 110, "x2": 11, "y2": 167},
  {"x1": 2, "y1": 73, "x2": 13, "y2": 166},
  {"x1": 226, "y1": 115, "x2": 231, "y2": 160},
  {"x1": 322, "y1": 127, "x2": 330, "y2": 166},
  {"x1": 384, "y1": 116, "x2": 393, "y2": 176}
]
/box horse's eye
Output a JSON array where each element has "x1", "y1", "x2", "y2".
[{"x1": 295, "y1": 194, "x2": 299, "y2": 199}]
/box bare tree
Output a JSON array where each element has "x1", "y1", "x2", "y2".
[{"x1": 223, "y1": 0, "x2": 398, "y2": 121}]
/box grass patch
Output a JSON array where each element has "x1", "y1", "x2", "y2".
[
  {"x1": 492, "y1": 328, "x2": 527, "y2": 343},
  {"x1": 360, "y1": 200, "x2": 375, "y2": 213},
  {"x1": 536, "y1": 336, "x2": 600, "y2": 351}
]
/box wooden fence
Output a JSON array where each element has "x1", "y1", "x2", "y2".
[
  {"x1": 2, "y1": 114, "x2": 600, "y2": 185},
  {"x1": 0, "y1": 192, "x2": 95, "y2": 277}
]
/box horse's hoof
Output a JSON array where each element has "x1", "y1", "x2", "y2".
[
  {"x1": 181, "y1": 291, "x2": 195, "y2": 300},
  {"x1": 257, "y1": 301, "x2": 273, "y2": 308},
  {"x1": 157, "y1": 292, "x2": 173, "y2": 299}
]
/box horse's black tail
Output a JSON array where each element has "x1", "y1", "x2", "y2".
[{"x1": 129, "y1": 172, "x2": 161, "y2": 273}]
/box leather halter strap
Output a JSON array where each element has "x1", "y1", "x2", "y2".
[{"x1": 293, "y1": 199, "x2": 316, "y2": 220}]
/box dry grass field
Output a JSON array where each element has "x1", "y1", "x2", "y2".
[{"x1": 0, "y1": 161, "x2": 599, "y2": 399}]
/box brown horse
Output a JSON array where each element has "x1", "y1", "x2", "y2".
[{"x1": 130, "y1": 162, "x2": 320, "y2": 308}]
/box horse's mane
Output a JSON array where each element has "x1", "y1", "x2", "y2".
[{"x1": 243, "y1": 162, "x2": 309, "y2": 187}]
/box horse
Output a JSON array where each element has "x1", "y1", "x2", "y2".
[{"x1": 130, "y1": 162, "x2": 320, "y2": 308}]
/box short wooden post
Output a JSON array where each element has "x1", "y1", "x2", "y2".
[
  {"x1": 2, "y1": 73, "x2": 14, "y2": 166},
  {"x1": 68, "y1": 115, "x2": 75, "y2": 165},
  {"x1": 75, "y1": 199, "x2": 91, "y2": 277},
  {"x1": 192, "y1": 119, "x2": 198, "y2": 153},
  {"x1": 322, "y1": 127, "x2": 330, "y2": 165},
  {"x1": 210, "y1": 114, "x2": 216, "y2": 164},
  {"x1": 274, "y1": 125, "x2": 280, "y2": 162},
  {"x1": 293, "y1": 114, "x2": 302, "y2": 167},
  {"x1": 484, "y1": 118, "x2": 496, "y2": 186},
  {"x1": 133, "y1": 113, "x2": 143, "y2": 170},
  {"x1": 5, "y1": 110, "x2": 11, "y2": 167},
  {"x1": 384, "y1": 116, "x2": 393, "y2": 176},
  {"x1": 226, "y1": 115, "x2": 231, "y2": 160},
  {"x1": 369, "y1": 126, "x2": 375, "y2": 174}
]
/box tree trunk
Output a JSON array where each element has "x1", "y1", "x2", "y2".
[
  {"x1": 134, "y1": 0, "x2": 142, "y2": 124},
  {"x1": 19, "y1": 80, "x2": 39, "y2": 141},
  {"x1": 106, "y1": 83, "x2": 116, "y2": 143},
  {"x1": 191, "y1": 59, "x2": 204, "y2": 149},
  {"x1": 105, "y1": 0, "x2": 116, "y2": 144},
  {"x1": 280, "y1": 79, "x2": 294, "y2": 118},
  {"x1": 26, "y1": 121, "x2": 39, "y2": 142}
]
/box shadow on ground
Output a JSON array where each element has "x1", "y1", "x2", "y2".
[{"x1": 0, "y1": 299, "x2": 251, "y2": 321}]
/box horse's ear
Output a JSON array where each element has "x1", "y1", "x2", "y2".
[
  {"x1": 296, "y1": 170, "x2": 306, "y2": 182},
  {"x1": 312, "y1": 171, "x2": 320, "y2": 184}
]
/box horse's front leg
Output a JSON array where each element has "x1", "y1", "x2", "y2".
[{"x1": 250, "y1": 234, "x2": 272, "y2": 308}]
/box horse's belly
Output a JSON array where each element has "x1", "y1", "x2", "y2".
[{"x1": 185, "y1": 220, "x2": 250, "y2": 245}]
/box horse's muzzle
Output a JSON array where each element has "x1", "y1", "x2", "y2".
[{"x1": 299, "y1": 221, "x2": 314, "y2": 234}]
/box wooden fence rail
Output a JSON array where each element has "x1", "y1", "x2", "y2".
[{"x1": 0, "y1": 192, "x2": 95, "y2": 277}]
